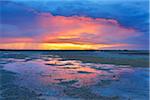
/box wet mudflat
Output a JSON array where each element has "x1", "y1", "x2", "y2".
[{"x1": 0, "y1": 51, "x2": 149, "y2": 100}]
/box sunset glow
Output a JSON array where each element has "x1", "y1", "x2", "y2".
[
  {"x1": 0, "y1": 0, "x2": 148, "y2": 50},
  {"x1": 0, "y1": 43, "x2": 132, "y2": 50}
]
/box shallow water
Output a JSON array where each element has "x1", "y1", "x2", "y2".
[{"x1": 0, "y1": 51, "x2": 149, "y2": 100}]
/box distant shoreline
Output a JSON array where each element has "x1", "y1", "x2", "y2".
[{"x1": 0, "y1": 49, "x2": 149, "y2": 67}]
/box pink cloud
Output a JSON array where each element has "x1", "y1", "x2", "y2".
[
  {"x1": 38, "y1": 13, "x2": 139, "y2": 45},
  {"x1": 0, "y1": 13, "x2": 140, "y2": 50}
]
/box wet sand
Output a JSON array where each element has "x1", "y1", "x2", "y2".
[{"x1": 0, "y1": 51, "x2": 149, "y2": 100}]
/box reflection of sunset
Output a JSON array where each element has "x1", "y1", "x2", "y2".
[
  {"x1": 41, "y1": 58, "x2": 108, "y2": 86},
  {"x1": 39, "y1": 57, "x2": 133, "y2": 87},
  {"x1": 3, "y1": 53, "x2": 134, "y2": 88}
]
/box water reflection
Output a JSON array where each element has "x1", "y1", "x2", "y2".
[
  {"x1": 2, "y1": 56, "x2": 134, "y2": 88},
  {"x1": 0, "y1": 52, "x2": 149, "y2": 100}
]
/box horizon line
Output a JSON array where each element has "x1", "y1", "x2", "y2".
[{"x1": 0, "y1": 49, "x2": 148, "y2": 51}]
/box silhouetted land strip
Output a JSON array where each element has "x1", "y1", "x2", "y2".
[
  {"x1": 0, "y1": 49, "x2": 149, "y2": 55},
  {"x1": 0, "y1": 49, "x2": 149, "y2": 52}
]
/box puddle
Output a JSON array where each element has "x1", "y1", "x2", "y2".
[{"x1": 0, "y1": 52, "x2": 149, "y2": 100}]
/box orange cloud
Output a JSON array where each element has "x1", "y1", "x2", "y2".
[
  {"x1": 38, "y1": 13, "x2": 138, "y2": 45},
  {"x1": 0, "y1": 13, "x2": 139, "y2": 50}
]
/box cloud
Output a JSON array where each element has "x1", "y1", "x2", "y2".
[
  {"x1": 0, "y1": 0, "x2": 148, "y2": 49},
  {"x1": 12, "y1": 0, "x2": 148, "y2": 33},
  {"x1": 38, "y1": 13, "x2": 139, "y2": 46},
  {"x1": 0, "y1": 10, "x2": 139, "y2": 49}
]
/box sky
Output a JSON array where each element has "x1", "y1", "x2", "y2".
[{"x1": 0, "y1": 0, "x2": 149, "y2": 50}]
